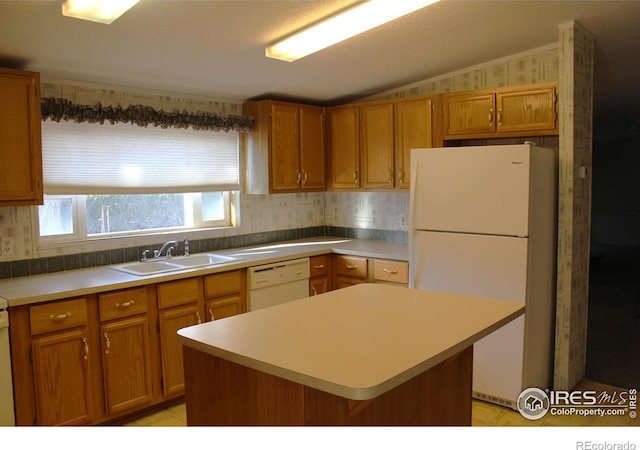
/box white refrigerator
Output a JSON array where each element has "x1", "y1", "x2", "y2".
[{"x1": 409, "y1": 143, "x2": 557, "y2": 409}]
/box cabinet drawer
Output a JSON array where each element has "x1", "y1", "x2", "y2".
[
  {"x1": 204, "y1": 270, "x2": 241, "y2": 298},
  {"x1": 309, "y1": 255, "x2": 329, "y2": 277},
  {"x1": 99, "y1": 287, "x2": 148, "y2": 321},
  {"x1": 157, "y1": 277, "x2": 202, "y2": 309},
  {"x1": 374, "y1": 259, "x2": 409, "y2": 284},
  {"x1": 334, "y1": 255, "x2": 368, "y2": 279},
  {"x1": 30, "y1": 298, "x2": 88, "y2": 335}
]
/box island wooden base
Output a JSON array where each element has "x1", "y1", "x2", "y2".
[{"x1": 183, "y1": 345, "x2": 473, "y2": 426}]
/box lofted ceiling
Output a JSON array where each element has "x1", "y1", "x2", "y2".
[{"x1": 1, "y1": 0, "x2": 639, "y2": 128}]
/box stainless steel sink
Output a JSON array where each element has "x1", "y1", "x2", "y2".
[
  {"x1": 111, "y1": 253, "x2": 240, "y2": 276},
  {"x1": 172, "y1": 253, "x2": 239, "y2": 267},
  {"x1": 112, "y1": 261, "x2": 185, "y2": 276}
]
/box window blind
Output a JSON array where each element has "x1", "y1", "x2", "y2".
[{"x1": 41, "y1": 120, "x2": 240, "y2": 194}]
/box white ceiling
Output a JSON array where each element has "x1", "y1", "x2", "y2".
[{"x1": 1, "y1": 0, "x2": 639, "y2": 126}]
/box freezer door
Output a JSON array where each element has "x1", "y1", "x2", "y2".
[
  {"x1": 410, "y1": 145, "x2": 532, "y2": 237},
  {"x1": 410, "y1": 230, "x2": 528, "y2": 404}
]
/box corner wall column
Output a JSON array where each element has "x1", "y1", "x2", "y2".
[{"x1": 554, "y1": 20, "x2": 595, "y2": 390}]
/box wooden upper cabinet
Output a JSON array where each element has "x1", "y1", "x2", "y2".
[
  {"x1": 395, "y1": 98, "x2": 433, "y2": 189},
  {"x1": 299, "y1": 106, "x2": 325, "y2": 191},
  {"x1": 270, "y1": 103, "x2": 300, "y2": 192},
  {"x1": 496, "y1": 83, "x2": 557, "y2": 133},
  {"x1": 243, "y1": 100, "x2": 325, "y2": 194},
  {"x1": 361, "y1": 103, "x2": 394, "y2": 189},
  {"x1": 444, "y1": 82, "x2": 558, "y2": 139},
  {"x1": 445, "y1": 90, "x2": 496, "y2": 136},
  {"x1": 329, "y1": 106, "x2": 360, "y2": 189},
  {"x1": 0, "y1": 67, "x2": 43, "y2": 205}
]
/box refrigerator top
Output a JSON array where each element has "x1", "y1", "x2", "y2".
[{"x1": 409, "y1": 144, "x2": 554, "y2": 237}]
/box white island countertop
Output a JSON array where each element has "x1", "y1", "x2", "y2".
[{"x1": 178, "y1": 283, "x2": 524, "y2": 401}]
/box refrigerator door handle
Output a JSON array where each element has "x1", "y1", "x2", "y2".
[
  {"x1": 408, "y1": 158, "x2": 419, "y2": 288},
  {"x1": 409, "y1": 158, "x2": 419, "y2": 230}
]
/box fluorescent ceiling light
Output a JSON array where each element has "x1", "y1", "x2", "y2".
[
  {"x1": 266, "y1": 0, "x2": 440, "y2": 62},
  {"x1": 62, "y1": 0, "x2": 140, "y2": 25}
]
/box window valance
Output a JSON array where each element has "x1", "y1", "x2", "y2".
[{"x1": 41, "y1": 97, "x2": 253, "y2": 133}]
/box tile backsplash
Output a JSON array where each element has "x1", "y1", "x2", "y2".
[{"x1": 0, "y1": 191, "x2": 408, "y2": 278}]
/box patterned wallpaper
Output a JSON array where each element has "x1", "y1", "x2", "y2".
[{"x1": 554, "y1": 21, "x2": 595, "y2": 391}]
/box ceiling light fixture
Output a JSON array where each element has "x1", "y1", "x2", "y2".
[
  {"x1": 62, "y1": 0, "x2": 140, "y2": 25},
  {"x1": 265, "y1": 0, "x2": 440, "y2": 62}
]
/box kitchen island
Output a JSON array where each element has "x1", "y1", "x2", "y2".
[{"x1": 178, "y1": 283, "x2": 524, "y2": 426}]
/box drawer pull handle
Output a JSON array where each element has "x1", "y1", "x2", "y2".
[
  {"x1": 311, "y1": 286, "x2": 317, "y2": 296},
  {"x1": 209, "y1": 308, "x2": 215, "y2": 321},
  {"x1": 313, "y1": 264, "x2": 325, "y2": 269},
  {"x1": 82, "y1": 337, "x2": 89, "y2": 361},
  {"x1": 383, "y1": 269, "x2": 399, "y2": 274},
  {"x1": 104, "y1": 332, "x2": 111, "y2": 355},
  {"x1": 115, "y1": 300, "x2": 135, "y2": 309},
  {"x1": 196, "y1": 312, "x2": 202, "y2": 325},
  {"x1": 49, "y1": 312, "x2": 72, "y2": 322},
  {"x1": 345, "y1": 264, "x2": 358, "y2": 269}
]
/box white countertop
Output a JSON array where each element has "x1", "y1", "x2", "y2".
[
  {"x1": 177, "y1": 283, "x2": 525, "y2": 400},
  {"x1": 0, "y1": 237, "x2": 408, "y2": 307}
]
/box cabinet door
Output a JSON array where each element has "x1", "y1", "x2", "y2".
[
  {"x1": 270, "y1": 103, "x2": 300, "y2": 192},
  {"x1": 158, "y1": 303, "x2": 202, "y2": 397},
  {"x1": 0, "y1": 68, "x2": 43, "y2": 205},
  {"x1": 299, "y1": 105, "x2": 326, "y2": 191},
  {"x1": 330, "y1": 107, "x2": 360, "y2": 189},
  {"x1": 445, "y1": 92, "x2": 495, "y2": 136},
  {"x1": 361, "y1": 103, "x2": 394, "y2": 188},
  {"x1": 395, "y1": 98, "x2": 432, "y2": 188},
  {"x1": 497, "y1": 84, "x2": 557, "y2": 133},
  {"x1": 310, "y1": 277, "x2": 329, "y2": 296},
  {"x1": 101, "y1": 316, "x2": 153, "y2": 415},
  {"x1": 206, "y1": 295, "x2": 243, "y2": 321},
  {"x1": 31, "y1": 329, "x2": 93, "y2": 425}
]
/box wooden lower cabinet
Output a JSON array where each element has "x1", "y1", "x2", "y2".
[
  {"x1": 373, "y1": 259, "x2": 409, "y2": 287},
  {"x1": 26, "y1": 297, "x2": 94, "y2": 425},
  {"x1": 99, "y1": 287, "x2": 153, "y2": 415},
  {"x1": 10, "y1": 269, "x2": 246, "y2": 425},
  {"x1": 31, "y1": 328, "x2": 94, "y2": 425},
  {"x1": 309, "y1": 254, "x2": 330, "y2": 295},
  {"x1": 333, "y1": 255, "x2": 368, "y2": 289},
  {"x1": 204, "y1": 270, "x2": 246, "y2": 321},
  {"x1": 157, "y1": 278, "x2": 204, "y2": 397}
]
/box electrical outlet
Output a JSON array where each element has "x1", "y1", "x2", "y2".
[{"x1": 1, "y1": 237, "x2": 14, "y2": 256}]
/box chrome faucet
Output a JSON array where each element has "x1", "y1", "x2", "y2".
[{"x1": 154, "y1": 240, "x2": 178, "y2": 259}]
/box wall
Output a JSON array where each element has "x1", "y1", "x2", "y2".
[
  {"x1": 0, "y1": 44, "x2": 560, "y2": 277},
  {"x1": 554, "y1": 21, "x2": 595, "y2": 390}
]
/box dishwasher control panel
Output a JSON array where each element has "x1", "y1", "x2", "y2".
[{"x1": 247, "y1": 258, "x2": 310, "y2": 290}]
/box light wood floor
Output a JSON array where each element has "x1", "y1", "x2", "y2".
[{"x1": 125, "y1": 379, "x2": 636, "y2": 427}]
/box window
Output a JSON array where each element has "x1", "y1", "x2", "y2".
[{"x1": 38, "y1": 120, "x2": 239, "y2": 242}]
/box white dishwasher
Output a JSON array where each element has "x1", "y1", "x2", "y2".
[
  {"x1": 247, "y1": 258, "x2": 311, "y2": 311},
  {"x1": 0, "y1": 297, "x2": 14, "y2": 426}
]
